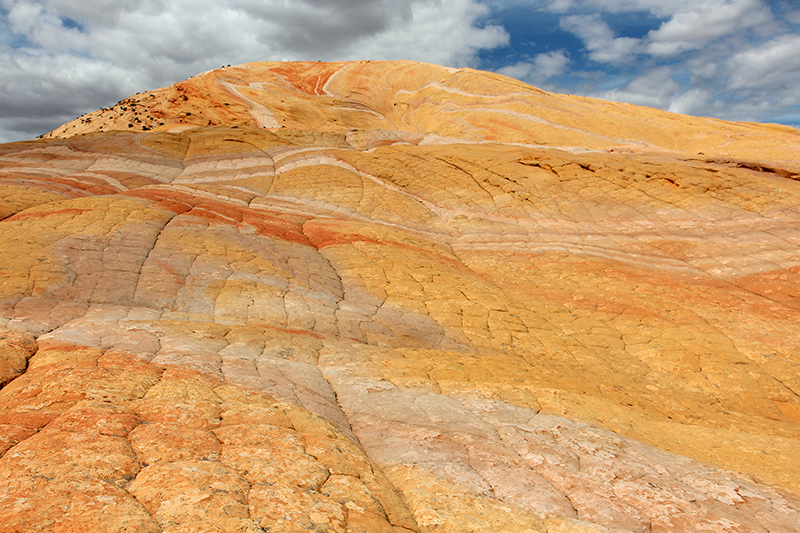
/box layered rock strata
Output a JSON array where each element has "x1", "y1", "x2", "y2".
[{"x1": 1, "y1": 60, "x2": 799, "y2": 532}]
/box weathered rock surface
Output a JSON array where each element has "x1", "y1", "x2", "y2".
[{"x1": 1, "y1": 60, "x2": 800, "y2": 532}]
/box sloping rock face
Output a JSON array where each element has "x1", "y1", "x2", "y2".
[{"x1": 2, "y1": 60, "x2": 800, "y2": 532}]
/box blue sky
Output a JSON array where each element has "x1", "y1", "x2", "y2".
[{"x1": 1, "y1": 0, "x2": 799, "y2": 142}]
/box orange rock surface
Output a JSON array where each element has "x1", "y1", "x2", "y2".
[{"x1": 2, "y1": 60, "x2": 800, "y2": 532}]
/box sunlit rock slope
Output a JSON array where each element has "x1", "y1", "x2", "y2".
[{"x1": 2, "y1": 60, "x2": 800, "y2": 532}]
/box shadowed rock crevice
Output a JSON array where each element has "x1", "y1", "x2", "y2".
[{"x1": 0, "y1": 329, "x2": 37, "y2": 390}]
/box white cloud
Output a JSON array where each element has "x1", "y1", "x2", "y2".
[
  {"x1": 344, "y1": 0, "x2": 508, "y2": 67},
  {"x1": 0, "y1": 0, "x2": 508, "y2": 141},
  {"x1": 543, "y1": 0, "x2": 691, "y2": 17},
  {"x1": 728, "y1": 33, "x2": 800, "y2": 90},
  {"x1": 600, "y1": 66, "x2": 682, "y2": 109},
  {"x1": 784, "y1": 2, "x2": 800, "y2": 24},
  {"x1": 560, "y1": 13, "x2": 640, "y2": 64},
  {"x1": 646, "y1": 0, "x2": 773, "y2": 56},
  {"x1": 496, "y1": 50, "x2": 570, "y2": 87},
  {"x1": 533, "y1": 49, "x2": 571, "y2": 78},
  {"x1": 0, "y1": 45, "x2": 137, "y2": 142},
  {"x1": 667, "y1": 87, "x2": 713, "y2": 115}
]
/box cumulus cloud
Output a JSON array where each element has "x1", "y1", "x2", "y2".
[
  {"x1": 541, "y1": 0, "x2": 690, "y2": 16},
  {"x1": 667, "y1": 87, "x2": 714, "y2": 115},
  {"x1": 559, "y1": 13, "x2": 639, "y2": 64},
  {"x1": 347, "y1": 0, "x2": 508, "y2": 66},
  {"x1": 0, "y1": 0, "x2": 507, "y2": 142},
  {"x1": 496, "y1": 50, "x2": 570, "y2": 88},
  {"x1": 728, "y1": 33, "x2": 800, "y2": 90},
  {"x1": 646, "y1": 0, "x2": 772, "y2": 56},
  {"x1": 784, "y1": 1, "x2": 800, "y2": 24},
  {"x1": 601, "y1": 66, "x2": 682, "y2": 109}
]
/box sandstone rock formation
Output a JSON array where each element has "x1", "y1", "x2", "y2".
[{"x1": 1, "y1": 60, "x2": 800, "y2": 532}]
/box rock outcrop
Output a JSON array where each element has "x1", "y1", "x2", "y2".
[{"x1": 2, "y1": 60, "x2": 800, "y2": 532}]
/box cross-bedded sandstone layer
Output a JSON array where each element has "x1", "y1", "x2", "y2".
[{"x1": 2, "y1": 61, "x2": 800, "y2": 532}]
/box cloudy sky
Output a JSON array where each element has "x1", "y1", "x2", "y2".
[{"x1": 1, "y1": 0, "x2": 799, "y2": 142}]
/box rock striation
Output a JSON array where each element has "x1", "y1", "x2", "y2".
[{"x1": 2, "y1": 60, "x2": 800, "y2": 532}]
